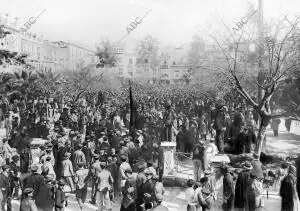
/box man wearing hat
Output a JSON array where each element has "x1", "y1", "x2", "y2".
[
  {"x1": 202, "y1": 170, "x2": 216, "y2": 200},
  {"x1": 99, "y1": 136, "x2": 110, "y2": 153},
  {"x1": 2, "y1": 138, "x2": 12, "y2": 165},
  {"x1": 16, "y1": 126, "x2": 32, "y2": 174},
  {"x1": 35, "y1": 175, "x2": 55, "y2": 211},
  {"x1": 121, "y1": 168, "x2": 137, "y2": 211},
  {"x1": 82, "y1": 142, "x2": 93, "y2": 169},
  {"x1": 9, "y1": 155, "x2": 20, "y2": 199},
  {"x1": 41, "y1": 156, "x2": 56, "y2": 180},
  {"x1": 61, "y1": 152, "x2": 75, "y2": 192},
  {"x1": 220, "y1": 165, "x2": 234, "y2": 211},
  {"x1": 96, "y1": 162, "x2": 114, "y2": 211},
  {"x1": 212, "y1": 98, "x2": 227, "y2": 153},
  {"x1": 73, "y1": 144, "x2": 86, "y2": 171},
  {"x1": 41, "y1": 147, "x2": 55, "y2": 167},
  {"x1": 163, "y1": 102, "x2": 175, "y2": 142},
  {"x1": 234, "y1": 161, "x2": 253, "y2": 210},
  {"x1": 0, "y1": 165, "x2": 12, "y2": 211},
  {"x1": 74, "y1": 162, "x2": 90, "y2": 210},
  {"x1": 280, "y1": 165, "x2": 298, "y2": 211},
  {"x1": 20, "y1": 188, "x2": 38, "y2": 211},
  {"x1": 120, "y1": 155, "x2": 131, "y2": 184},
  {"x1": 192, "y1": 141, "x2": 205, "y2": 182},
  {"x1": 22, "y1": 164, "x2": 44, "y2": 200},
  {"x1": 55, "y1": 180, "x2": 67, "y2": 211},
  {"x1": 90, "y1": 154, "x2": 101, "y2": 204},
  {"x1": 153, "y1": 143, "x2": 164, "y2": 182},
  {"x1": 136, "y1": 162, "x2": 146, "y2": 210},
  {"x1": 140, "y1": 169, "x2": 156, "y2": 208}
]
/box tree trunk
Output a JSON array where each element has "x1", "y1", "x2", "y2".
[{"x1": 254, "y1": 114, "x2": 272, "y2": 157}]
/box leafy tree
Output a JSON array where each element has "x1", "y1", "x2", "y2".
[
  {"x1": 62, "y1": 67, "x2": 104, "y2": 105},
  {"x1": 36, "y1": 69, "x2": 62, "y2": 98},
  {"x1": 11, "y1": 70, "x2": 38, "y2": 100},
  {"x1": 96, "y1": 39, "x2": 119, "y2": 68},
  {"x1": 136, "y1": 35, "x2": 160, "y2": 70},
  {"x1": 187, "y1": 35, "x2": 206, "y2": 71}
]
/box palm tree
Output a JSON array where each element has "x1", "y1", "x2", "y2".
[
  {"x1": 11, "y1": 70, "x2": 38, "y2": 101},
  {"x1": 36, "y1": 68, "x2": 61, "y2": 97}
]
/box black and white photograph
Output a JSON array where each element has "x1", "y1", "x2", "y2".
[{"x1": 0, "y1": 0, "x2": 300, "y2": 210}]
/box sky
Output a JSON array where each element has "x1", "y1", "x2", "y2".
[{"x1": 1, "y1": 0, "x2": 300, "y2": 50}]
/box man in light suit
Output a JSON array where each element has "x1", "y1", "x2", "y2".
[
  {"x1": 96, "y1": 162, "x2": 114, "y2": 211},
  {"x1": 61, "y1": 152, "x2": 75, "y2": 192},
  {"x1": 74, "y1": 163, "x2": 90, "y2": 210}
]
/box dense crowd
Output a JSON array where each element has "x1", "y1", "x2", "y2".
[{"x1": 0, "y1": 83, "x2": 294, "y2": 211}]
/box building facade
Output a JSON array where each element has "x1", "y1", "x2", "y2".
[{"x1": 0, "y1": 14, "x2": 97, "y2": 72}]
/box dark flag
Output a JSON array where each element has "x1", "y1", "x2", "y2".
[
  {"x1": 129, "y1": 81, "x2": 137, "y2": 136},
  {"x1": 97, "y1": 91, "x2": 105, "y2": 106}
]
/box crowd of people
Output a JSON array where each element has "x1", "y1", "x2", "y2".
[{"x1": 0, "y1": 82, "x2": 294, "y2": 211}]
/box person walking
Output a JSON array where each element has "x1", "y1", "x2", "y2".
[
  {"x1": 20, "y1": 188, "x2": 38, "y2": 211},
  {"x1": 221, "y1": 165, "x2": 235, "y2": 211},
  {"x1": 61, "y1": 152, "x2": 75, "y2": 192},
  {"x1": 90, "y1": 154, "x2": 102, "y2": 204},
  {"x1": 121, "y1": 168, "x2": 137, "y2": 211},
  {"x1": 41, "y1": 156, "x2": 56, "y2": 180},
  {"x1": 0, "y1": 165, "x2": 12, "y2": 211},
  {"x1": 234, "y1": 162, "x2": 252, "y2": 211},
  {"x1": 72, "y1": 144, "x2": 86, "y2": 171},
  {"x1": 136, "y1": 163, "x2": 147, "y2": 211},
  {"x1": 35, "y1": 175, "x2": 56, "y2": 211},
  {"x1": 22, "y1": 165, "x2": 44, "y2": 201},
  {"x1": 9, "y1": 155, "x2": 20, "y2": 199},
  {"x1": 271, "y1": 118, "x2": 281, "y2": 137},
  {"x1": 55, "y1": 180, "x2": 67, "y2": 211},
  {"x1": 212, "y1": 99, "x2": 227, "y2": 153},
  {"x1": 248, "y1": 172, "x2": 264, "y2": 211},
  {"x1": 96, "y1": 162, "x2": 114, "y2": 211},
  {"x1": 192, "y1": 141, "x2": 205, "y2": 182},
  {"x1": 74, "y1": 163, "x2": 90, "y2": 210}
]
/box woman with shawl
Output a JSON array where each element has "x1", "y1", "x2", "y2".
[{"x1": 280, "y1": 165, "x2": 300, "y2": 211}]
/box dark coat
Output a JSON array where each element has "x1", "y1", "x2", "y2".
[
  {"x1": 55, "y1": 188, "x2": 65, "y2": 211},
  {"x1": 234, "y1": 170, "x2": 250, "y2": 208},
  {"x1": 35, "y1": 183, "x2": 56, "y2": 211},
  {"x1": 235, "y1": 132, "x2": 247, "y2": 155},
  {"x1": 23, "y1": 173, "x2": 45, "y2": 200},
  {"x1": 223, "y1": 173, "x2": 235, "y2": 209},
  {"x1": 280, "y1": 174, "x2": 297, "y2": 211},
  {"x1": 82, "y1": 147, "x2": 93, "y2": 164},
  {"x1": 0, "y1": 172, "x2": 11, "y2": 194}
]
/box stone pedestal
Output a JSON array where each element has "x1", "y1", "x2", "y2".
[{"x1": 161, "y1": 142, "x2": 176, "y2": 176}]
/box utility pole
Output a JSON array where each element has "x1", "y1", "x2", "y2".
[{"x1": 257, "y1": 0, "x2": 264, "y2": 103}]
